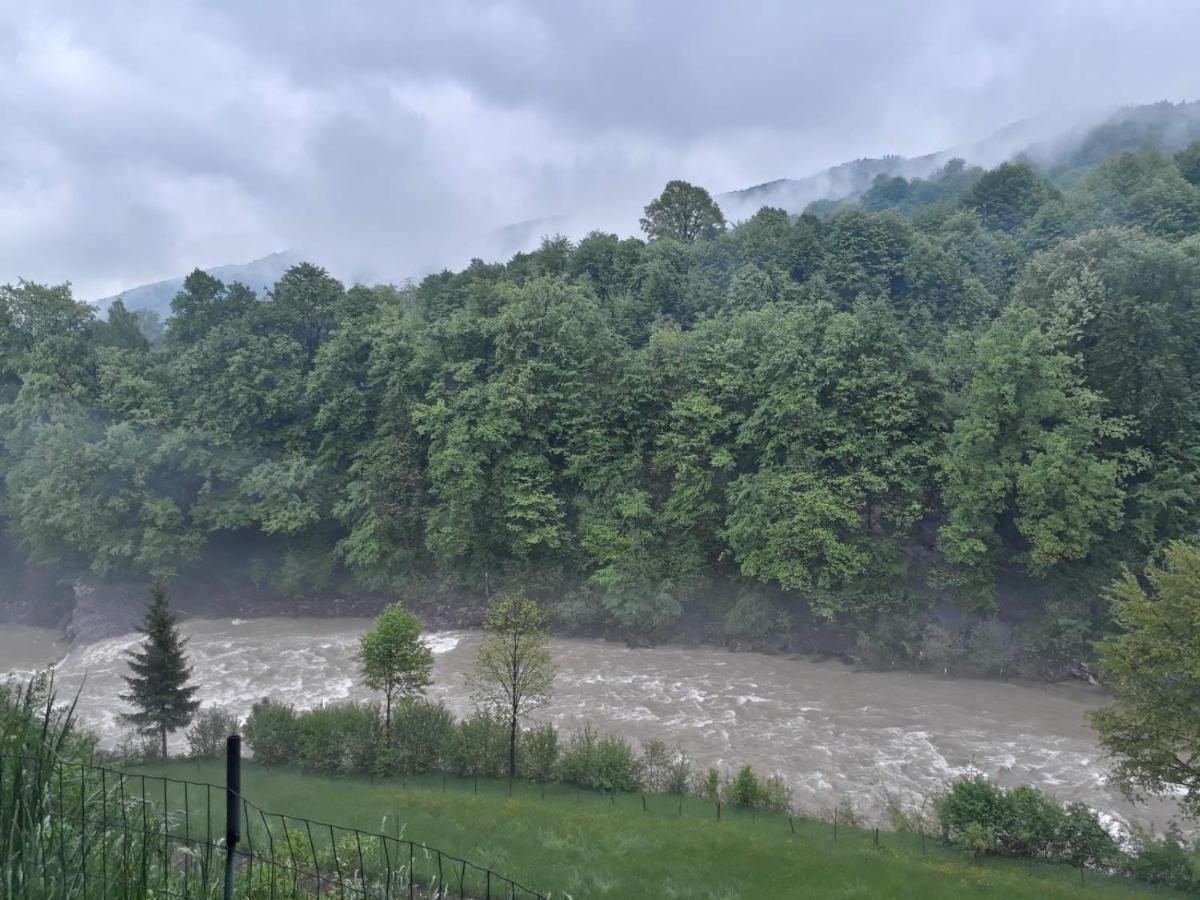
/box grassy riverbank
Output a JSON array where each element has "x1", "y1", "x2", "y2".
[{"x1": 131, "y1": 760, "x2": 1186, "y2": 899}]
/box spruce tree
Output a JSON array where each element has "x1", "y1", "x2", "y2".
[{"x1": 120, "y1": 583, "x2": 200, "y2": 759}]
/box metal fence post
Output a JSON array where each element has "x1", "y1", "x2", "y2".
[{"x1": 224, "y1": 734, "x2": 242, "y2": 900}]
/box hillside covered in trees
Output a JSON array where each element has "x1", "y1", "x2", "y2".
[{"x1": 5, "y1": 130, "x2": 1200, "y2": 676}]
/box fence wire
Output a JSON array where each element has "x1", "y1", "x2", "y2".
[{"x1": 0, "y1": 753, "x2": 546, "y2": 900}]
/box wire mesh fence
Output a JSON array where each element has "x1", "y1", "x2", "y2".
[{"x1": 0, "y1": 742, "x2": 547, "y2": 900}]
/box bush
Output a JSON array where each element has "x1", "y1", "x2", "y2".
[
  {"x1": 760, "y1": 773, "x2": 793, "y2": 813},
  {"x1": 936, "y1": 777, "x2": 1009, "y2": 845},
  {"x1": 1122, "y1": 828, "x2": 1199, "y2": 891},
  {"x1": 1057, "y1": 802, "x2": 1118, "y2": 871},
  {"x1": 243, "y1": 698, "x2": 297, "y2": 766},
  {"x1": 722, "y1": 591, "x2": 788, "y2": 645},
  {"x1": 520, "y1": 723, "x2": 560, "y2": 783},
  {"x1": 558, "y1": 725, "x2": 599, "y2": 786},
  {"x1": 920, "y1": 625, "x2": 964, "y2": 673},
  {"x1": 855, "y1": 610, "x2": 926, "y2": 669},
  {"x1": 294, "y1": 702, "x2": 381, "y2": 774},
  {"x1": 558, "y1": 726, "x2": 642, "y2": 792},
  {"x1": 726, "y1": 765, "x2": 762, "y2": 807},
  {"x1": 593, "y1": 734, "x2": 642, "y2": 792},
  {"x1": 185, "y1": 707, "x2": 240, "y2": 759},
  {"x1": 639, "y1": 739, "x2": 671, "y2": 792},
  {"x1": 449, "y1": 711, "x2": 508, "y2": 778},
  {"x1": 963, "y1": 620, "x2": 1020, "y2": 676},
  {"x1": 1024, "y1": 596, "x2": 1099, "y2": 673},
  {"x1": 1003, "y1": 784, "x2": 1064, "y2": 856},
  {"x1": 936, "y1": 777, "x2": 1116, "y2": 868},
  {"x1": 719, "y1": 765, "x2": 792, "y2": 811},
  {"x1": 698, "y1": 767, "x2": 721, "y2": 801},
  {"x1": 389, "y1": 699, "x2": 455, "y2": 774},
  {"x1": 664, "y1": 748, "x2": 692, "y2": 795}
]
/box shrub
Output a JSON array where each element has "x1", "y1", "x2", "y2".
[
  {"x1": 920, "y1": 625, "x2": 964, "y2": 673},
  {"x1": 936, "y1": 777, "x2": 1116, "y2": 868},
  {"x1": 855, "y1": 611, "x2": 925, "y2": 669},
  {"x1": 963, "y1": 620, "x2": 1020, "y2": 676},
  {"x1": 593, "y1": 734, "x2": 642, "y2": 792},
  {"x1": 726, "y1": 765, "x2": 762, "y2": 807},
  {"x1": 557, "y1": 725, "x2": 599, "y2": 787},
  {"x1": 243, "y1": 698, "x2": 297, "y2": 766},
  {"x1": 185, "y1": 707, "x2": 240, "y2": 759},
  {"x1": 1057, "y1": 801, "x2": 1118, "y2": 871},
  {"x1": 558, "y1": 726, "x2": 641, "y2": 792},
  {"x1": 1024, "y1": 596, "x2": 1098, "y2": 673},
  {"x1": 520, "y1": 723, "x2": 560, "y2": 783},
  {"x1": 1003, "y1": 784, "x2": 1064, "y2": 856},
  {"x1": 935, "y1": 777, "x2": 1008, "y2": 844},
  {"x1": 639, "y1": 739, "x2": 672, "y2": 792},
  {"x1": 722, "y1": 591, "x2": 788, "y2": 645},
  {"x1": 294, "y1": 702, "x2": 381, "y2": 774},
  {"x1": 760, "y1": 773, "x2": 793, "y2": 813},
  {"x1": 962, "y1": 821, "x2": 997, "y2": 858},
  {"x1": 664, "y1": 748, "x2": 692, "y2": 795},
  {"x1": 1122, "y1": 828, "x2": 1199, "y2": 890},
  {"x1": 390, "y1": 699, "x2": 455, "y2": 774},
  {"x1": 698, "y1": 767, "x2": 721, "y2": 801},
  {"x1": 449, "y1": 711, "x2": 508, "y2": 778}
]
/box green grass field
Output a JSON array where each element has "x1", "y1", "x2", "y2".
[{"x1": 130, "y1": 760, "x2": 1187, "y2": 899}]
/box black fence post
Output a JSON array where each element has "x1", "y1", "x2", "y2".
[{"x1": 224, "y1": 734, "x2": 242, "y2": 900}]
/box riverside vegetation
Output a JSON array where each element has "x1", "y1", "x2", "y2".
[
  {"x1": 5, "y1": 118, "x2": 1200, "y2": 681},
  {"x1": 3, "y1": 670, "x2": 1197, "y2": 899},
  {"x1": 99, "y1": 587, "x2": 1198, "y2": 893},
  {"x1": 1, "y1": 575, "x2": 1197, "y2": 895}
]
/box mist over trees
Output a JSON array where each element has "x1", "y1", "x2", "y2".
[{"x1": 4, "y1": 138, "x2": 1200, "y2": 669}]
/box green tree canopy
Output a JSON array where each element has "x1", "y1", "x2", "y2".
[
  {"x1": 355, "y1": 603, "x2": 434, "y2": 732},
  {"x1": 1089, "y1": 541, "x2": 1200, "y2": 819},
  {"x1": 639, "y1": 180, "x2": 726, "y2": 242}
]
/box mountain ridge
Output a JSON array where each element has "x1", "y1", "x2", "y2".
[{"x1": 101, "y1": 100, "x2": 1200, "y2": 318}]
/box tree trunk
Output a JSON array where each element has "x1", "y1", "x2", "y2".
[
  {"x1": 385, "y1": 693, "x2": 392, "y2": 736},
  {"x1": 509, "y1": 710, "x2": 518, "y2": 778},
  {"x1": 161, "y1": 724, "x2": 168, "y2": 760}
]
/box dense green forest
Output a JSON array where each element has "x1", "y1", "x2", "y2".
[{"x1": 5, "y1": 136, "x2": 1200, "y2": 674}]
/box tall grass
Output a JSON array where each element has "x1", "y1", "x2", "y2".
[{"x1": 0, "y1": 674, "x2": 197, "y2": 900}]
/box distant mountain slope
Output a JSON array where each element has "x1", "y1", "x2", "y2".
[
  {"x1": 100, "y1": 101, "x2": 1200, "y2": 315},
  {"x1": 97, "y1": 251, "x2": 302, "y2": 317},
  {"x1": 720, "y1": 101, "x2": 1200, "y2": 218}
]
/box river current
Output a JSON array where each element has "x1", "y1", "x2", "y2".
[{"x1": 0, "y1": 615, "x2": 1180, "y2": 832}]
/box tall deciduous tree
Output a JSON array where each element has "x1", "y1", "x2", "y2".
[
  {"x1": 466, "y1": 592, "x2": 555, "y2": 777},
  {"x1": 355, "y1": 603, "x2": 434, "y2": 733},
  {"x1": 639, "y1": 180, "x2": 725, "y2": 242},
  {"x1": 120, "y1": 583, "x2": 200, "y2": 759},
  {"x1": 1089, "y1": 541, "x2": 1200, "y2": 819}
]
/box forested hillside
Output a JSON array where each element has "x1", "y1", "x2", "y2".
[{"x1": 5, "y1": 136, "x2": 1200, "y2": 674}]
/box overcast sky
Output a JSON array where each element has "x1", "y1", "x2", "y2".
[{"x1": 3, "y1": 1, "x2": 1200, "y2": 299}]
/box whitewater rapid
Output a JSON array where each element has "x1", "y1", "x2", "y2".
[{"x1": 1, "y1": 615, "x2": 1180, "y2": 832}]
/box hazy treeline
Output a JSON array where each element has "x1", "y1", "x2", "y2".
[{"x1": 4, "y1": 139, "x2": 1200, "y2": 668}]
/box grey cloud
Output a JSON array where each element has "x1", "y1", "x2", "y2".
[{"x1": 2, "y1": 1, "x2": 1199, "y2": 299}]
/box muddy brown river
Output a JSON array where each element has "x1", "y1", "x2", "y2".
[{"x1": 1, "y1": 615, "x2": 1181, "y2": 833}]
